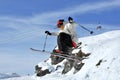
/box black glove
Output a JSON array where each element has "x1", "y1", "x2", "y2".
[
  {"x1": 90, "y1": 31, "x2": 93, "y2": 34},
  {"x1": 45, "y1": 31, "x2": 51, "y2": 35},
  {"x1": 68, "y1": 17, "x2": 73, "y2": 23}
]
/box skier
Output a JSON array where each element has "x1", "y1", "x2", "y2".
[
  {"x1": 45, "y1": 17, "x2": 79, "y2": 54},
  {"x1": 45, "y1": 17, "x2": 79, "y2": 64}
]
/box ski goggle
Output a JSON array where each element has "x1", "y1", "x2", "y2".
[{"x1": 57, "y1": 21, "x2": 63, "y2": 28}]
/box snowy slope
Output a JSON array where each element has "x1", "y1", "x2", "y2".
[{"x1": 2, "y1": 30, "x2": 120, "y2": 80}]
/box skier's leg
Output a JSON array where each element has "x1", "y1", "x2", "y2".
[{"x1": 57, "y1": 32, "x2": 73, "y2": 53}]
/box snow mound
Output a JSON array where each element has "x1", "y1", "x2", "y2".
[{"x1": 2, "y1": 30, "x2": 120, "y2": 80}]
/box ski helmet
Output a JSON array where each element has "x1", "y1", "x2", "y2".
[{"x1": 57, "y1": 19, "x2": 64, "y2": 28}]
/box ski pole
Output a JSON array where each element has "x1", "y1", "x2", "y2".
[
  {"x1": 78, "y1": 24, "x2": 93, "y2": 34},
  {"x1": 42, "y1": 34, "x2": 48, "y2": 52}
]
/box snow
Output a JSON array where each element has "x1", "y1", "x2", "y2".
[{"x1": 1, "y1": 30, "x2": 120, "y2": 80}]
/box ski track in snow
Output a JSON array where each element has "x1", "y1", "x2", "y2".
[{"x1": 1, "y1": 30, "x2": 120, "y2": 80}]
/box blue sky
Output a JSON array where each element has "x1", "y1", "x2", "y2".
[{"x1": 0, "y1": 0, "x2": 120, "y2": 75}]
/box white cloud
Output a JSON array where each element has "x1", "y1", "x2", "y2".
[
  {"x1": 29, "y1": 0, "x2": 120, "y2": 24},
  {"x1": 1, "y1": 0, "x2": 119, "y2": 24},
  {"x1": 64, "y1": 0, "x2": 120, "y2": 14},
  {"x1": 0, "y1": 17, "x2": 47, "y2": 44}
]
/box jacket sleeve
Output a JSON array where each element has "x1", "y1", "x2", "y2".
[
  {"x1": 64, "y1": 22, "x2": 78, "y2": 43},
  {"x1": 51, "y1": 32, "x2": 59, "y2": 36}
]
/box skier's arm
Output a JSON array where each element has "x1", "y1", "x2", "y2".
[
  {"x1": 51, "y1": 32, "x2": 59, "y2": 36},
  {"x1": 45, "y1": 31, "x2": 59, "y2": 36}
]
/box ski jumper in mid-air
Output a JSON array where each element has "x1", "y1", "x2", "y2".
[{"x1": 45, "y1": 17, "x2": 79, "y2": 54}]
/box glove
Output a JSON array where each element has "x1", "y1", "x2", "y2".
[
  {"x1": 68, "y1": 17, "x2": 73, "y2": 23},
  {"x1": 90, "y1": 31, "x2": 93, "y2": 34},
  {"x1": 45, "y1": 31, "x2": 51, "y2": 35}
]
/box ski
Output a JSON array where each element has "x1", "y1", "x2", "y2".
[
  {"x1": 30, "y1": 42, "x2": 82, "y2": 53},
  {"x1": 30, "y1": 48, "x2": 75, "y2": 58},
  {"x1": 30, "y1": 48, "x2": 88, "y2": 61},
  {"x1": 51, "y1": 52, "x2": 88, "y2": 61}
]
